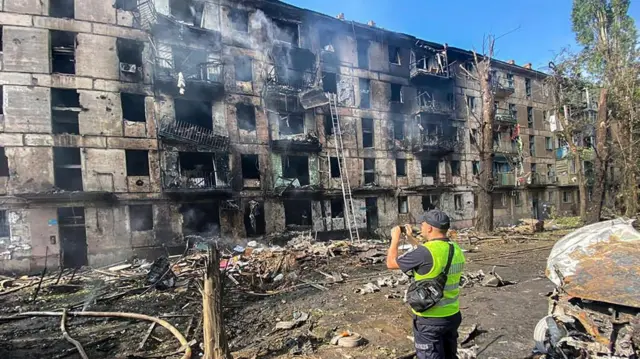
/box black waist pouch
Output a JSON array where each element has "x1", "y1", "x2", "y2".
[{"x1": 406, "y1": 243, "x2": 454, "y2": 313}]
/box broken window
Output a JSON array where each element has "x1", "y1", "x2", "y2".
[
  {"x1": 50, "y1": 0, "x2": 74, "y2": 18},
  {"x1": 324, "y1": 115, "x2": 334, "y2": 136},
  {"x1": 525, "y1": 78, "x2": 532, "y2": 98},
  {"x1": 174, "y1": 99, "x2": 212, "y2": 129},
  {"x1": 115, "y1": 0, "x2": 137, "y2": 11},
  {"x1": 470, "y1": 129, "x2": 478, "y2": 145},
  {"x1": 472, "y1": 161, "x2": 480, "y2": 176},
  {"x1": 330, "y1": 157, "x2": 340, "y2": 178},
  {"x1": 54, "y1": 147, "x2": 83, "y2": 191},
  {"x1": 241, "y1": 154, "x2": 260, "y2": 179},
  {"x1": 514, "y1": 191, "x2": 523, "y2": 206},
  {"x1": 394, "y1": 118, "x2": 404, "y2": 140},
  {"x1": 51, "y1": 31, "x2": 76, "y2": 74},
  {"x1": 357, "y1": 39, "x2": 369, "y2": 68},
  {"x1": 396, "y1": 159, "x2": 407, "y2": 177},
  {"x1": 178, "y1": 152, "x2": 218, "y2": 188},
  {"x1": 389, "y1": 46, "x2": 401, "y2": 65},
  {"x1": 273, "y1": 19, "x2": 299, "y2": 45},
  {"x1": 129, "y1": 205, "x2": 153, "y2": 231},
  {"x1": 398, "y1": 196, "x2": 408, "y2": 214},
  {"x1": 359, "y1": 78, "x2": 371, "y2": 109},
  {"x1": 169, "y1": 0, "x2": 204, "y2": 26},
  {"x1": 547, "y1": 164, "x2": 555, "y2": 178},
  {"x1": 228, "y1": 9, "x2": 249, "y2": 33},
  {"x1": 508, "y1": 103, "x2": 517, "y2": 118},
  {"x1": 421, "y1": 159, "x2": 438, "y2": 177},
  {"x1": 0, "y1": 210, "x2": 8, "y2": 238},
  {"x1": 454, "y1": 194, "x2": 464, "y2": 211},
  {"x1": 0, "y1": 147, "x2": 8, "y2": 177},
  {"x1": 331, "y1": 198, "x2": 344, "y2": 218},
  {"x1": 361, "y1": 118, "x2": 374, "y2": 148},
  {"x1": 279, "y1": 114, "x2": 304, "y2": 135},
  {"x1": 390, "y1": 83, "x2": 402, "y2": 103},
  {"x1": 180, "y1": 203, "x2": 220, "y2": 235},
  {"x1": 466, "y1": 95, "x2": 476, "y2": 111},
  {"x1": 529, "y1": 135, "x2": 536, "y2": 156},
  {"x1": 364, "y1": 158, "x2": 375, "y2": 184},
  {"x1": 322, "y1": 72, "x2": 337, "y2": 93},
  {"x1": 527, "y1": 106, "x2": 533, "y2": 128},
  {"x1": 320, "y1": 31, "x2": 335, "y2": 52},
  {"x1": 545, "y1": 137, "x2": 553, "y2": 150},
  {"x1": 172, "y1": 47, "x2": 208, "y2": 80},
  {"x1": 51, "y1": 88, "x2": 80, "y2": 135},
  {"x1": 284, "y1": 199, "x2": 312, "y2": 227},
  {"x1": 422, "y1": 195, "x2": 439, "y2": 211},
  {"x1": 451, "y1": 160, "x2": 461, "y2": 176},
  {"x1": 117, "y1": 38, "x2": 144, "y2": 77},
  {"x1": 282, "y1": 155, "x2": 309, "y2": 185},
  {"x1": 562, "y1": 191, "x2": 572, "y2": 203},
  {"x1": 126, "y1": 150, "x2": 149, "y2": 176},
  {"x1": 236, "y1": 103, "x2": 256, "y2": 131},
  {"x1": 121, "y1": 93, "x2": 146, "y2": 122},
  {"x1": 235, "y1": 56, "x2": 252, "y2": 82}
]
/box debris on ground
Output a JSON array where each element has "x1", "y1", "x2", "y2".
[
  {"x1": 330, "y1": 330, "x2": 365, "y2": 347},
  {"x1": 355, "y1": 282, "x2": 380, "y2": 295},
  {"x1": 458, "y1": 323, "x2": 479, "y2": 345},
  {"x1": 461, "y1": 267, "x2": 516, "y2": 288},
  {"x1": 535, "y1": 218, "x2": 640, "y2": 358},
  {"x1": 274, "y1": 312, "x2": 309, "y2": 330}
]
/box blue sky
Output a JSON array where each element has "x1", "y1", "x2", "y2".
[{"x1": 286, "y1": 0, "x2": 640, "y2": 72}]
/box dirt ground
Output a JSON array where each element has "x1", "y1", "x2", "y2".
[{"x1": 0, "y1": 232, "x2": 563, "y2": 359}]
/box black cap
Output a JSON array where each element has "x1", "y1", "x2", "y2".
[{"x1": 418, "y1": 209, "x2": 451, "y2": 230}]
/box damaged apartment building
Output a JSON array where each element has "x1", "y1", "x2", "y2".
[{"x1": 0, "y1": 0, "x2": 563, "y2": 272}]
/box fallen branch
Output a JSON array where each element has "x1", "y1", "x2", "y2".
[
  {"x1": 8, "y1": 311, "x2": 191, "y2": 359},
  {"x1": 138, "y1": 322, "x2": 156, "y2": 350},
  {"x1": 60, "y1": 309, "x2": 89, "y2": 359},
  {"x1": 52, "y1": 336, "x2": 113, "y2": 359}
]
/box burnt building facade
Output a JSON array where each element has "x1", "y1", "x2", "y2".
[{"x1": 0, "y1": 0, "x2": 568, "y2": 272}]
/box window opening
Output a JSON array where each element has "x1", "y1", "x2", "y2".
[
  {"x1": 241, "y1": 154, "x2": 260, "y2": 179},
  {"x1": 130, "y1": 205, "x2": 153, "y2": 231},
  {"x1": 121, "y1": 93, "x2": 146, "y2": 122}
]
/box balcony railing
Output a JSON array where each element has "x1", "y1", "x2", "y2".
[
  {"x1": 493, "y1": 140, "x2": 518, "y2": 154},
  {"x1": 495, "y1": 109, "x2": 517, "y2": 124},
  {"x1": 492, "y1": 78, "x2": 515, "y2": 98},
  {"x1": 156, "y1": 60, "x2": 223, "y2": 84},
  {"x1": 415, "y1": 93, "x2": 453, "y2": 116},
  {"x1": 528, "y1": 173, "x2": 551, "y2": 186},
  {"x1": 158, "y1": 120, "x2": 230, "y2": 152},
  {"x1": 265, "y1": 67, "x2": 316, "y2": 94},
  {"x1": 494, "y1": 172, "x2": 516, "y2": 186},
  {"x1": 414, "y1": 132, "x2": 460, "y2": 156},
  {"x1": 162, "y1": 169, "x2": 230, "y2": 191},
  {"x1": 409, "y1": 47, "x2": 450, "y2": 83}
]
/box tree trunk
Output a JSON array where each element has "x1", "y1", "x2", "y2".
[
  {"x1": 586, "y1": 88, "x2": 608, "y2": 223},
  {"x1": 561, "y1": 106, "x2": 587, "y2": 221},
  {"x1": 202, "y1": 245, "x2": 231, "y2": 359},
  {"x1": 620, "y1": 113, "x2": 638, "y2": 217},
  {"x1": 475, "y1": 62, "x2": 495, "y2": 233}
]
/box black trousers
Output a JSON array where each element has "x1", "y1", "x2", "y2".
[{"x1": 412, "y1": 312, "x2": 462, "y2": 359}]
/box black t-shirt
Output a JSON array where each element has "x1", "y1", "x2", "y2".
[{"x1": 397, "y1": 239, "x2": 461, "y2": 326}]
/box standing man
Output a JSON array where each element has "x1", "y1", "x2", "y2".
[{"x1": 387, "y1": 209, "x2": 466, "y2": 359}]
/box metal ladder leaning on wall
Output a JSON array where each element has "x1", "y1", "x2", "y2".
[{"x1": 328, "y1": 93, "x2": 360, "y2": 242}]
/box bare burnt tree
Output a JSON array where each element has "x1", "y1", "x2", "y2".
[{"x1": 459, "y1": 36, "x2": 497, "y2": 232}]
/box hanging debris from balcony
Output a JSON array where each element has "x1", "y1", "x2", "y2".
[{"x1": 177, "y1": 72, "x2": 186, "y2": 95}]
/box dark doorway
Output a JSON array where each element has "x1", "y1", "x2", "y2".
[
  {"x1": 531, "y1": 192, "x2": 541, "y2": 220},
  {"x1": 58, "y1": 207, "x2": 87, "y2": 268},
  {"x1": 244, "y1": 200, "x2": 266, "y2": 237},
  {"x1": 365, "y1": 197, "x2": 378, "y2": 233},
  {"x1": 180, "y1": 202, "x2": 220, "y2": 235},
  {"x1": 284, "y1": 199, "x2": 312, "y2": 229}
]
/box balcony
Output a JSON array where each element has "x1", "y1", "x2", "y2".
[
  {"x1": 155, "y1": 60, "x2": 224, "y2": 100},
  {"x1": 494, "y1": 172, "x2": 516, "y2": 187},
  {"x1": 158, "y1": 120, "x2": 230, "y2": 152},
  {"x1": 270, "y1": 134, "x2": 322, "y2": 153},
  {"x1": 414, "y1": 92, "x2": 453, "y2": 116},
  {"x1": 409, "y1": 44, "x2": 450, "y2": 85},
  {"x1": 492, "y1": 78, "x2": 515, "y2": 98},
  {"x1": 495, "y1": 109, "x2": 517, "y2": 125},
  {"x1": 527, "y1": 173, "x2": 553, "y2": 187},
  {"x1": 413, "y1": 133, "x2": 460, "y2": 157},
  {"x1": 493, "y1": 140, "x2": 518, "y2": 155},
  {"x1": 162, "y1": 169, "x2": 230, "y2": 193}
]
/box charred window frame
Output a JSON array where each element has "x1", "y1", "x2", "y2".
[
  {"x1": 397, "y1": 196, "x2": 408, "y2": 214},
  {"x1": 330, "y1": 198, "x2": 344, "y2": 218},
  {"x1": 117, "y1": 38, "x2": 144, "y2": 79},
  {"x1": 363, "y1": 158, "x2": 375, "y2": 184},
  {"x1": 279, "y1": 114, "x2": 304, "y2": 136},
  {"x1": 454, "y1": 194, "x2": 464, "y2": 211},
  {"x1": 357, "y1": 39, "x2": 369, "y2": 69},
  {"x1": 228, "y1": 9, "x2": 249, "y2": 33},
  {"x1": 359, "y1": 78, "x2": 371, "y2": 108},
  {"x1": 529, "y1": 135, "x2": 536, "y2": 156},
  {"x1": 51, "y1": 31, "x2": 76, "y2": 74},
  {"x1": 525, "y1": 78, "x2": 532, "y2": 98},
  {"x1": 388, "y1": 45, "x2": 401, "y2": 65},
  {"x1": 330, "y1": 157, "x2": 340, "y2": 178},
  {"x1": 121, "y1": 93, "x2": 146, "y2": 122},
  {"x1": 282, "y1": 155, "x2": 309, "y2": 185},
  {"x1": 174, "y1": 98, "x2": 213, "y2": 129},
  {"x1": 421, "y1": 159, "x2": 438, "y2": 177},
  {"x1": 422, "y1": 194, "x2": 439, "y2": 211},
  {"x1": 361, "y1": 118, "x2": 374, "y2": 148},
  {"x1": 50, "y1": 0, "x2": 75, "y2": 19},
  {"x1": 115, "y1": 0, "x2": 137, "y2": 11},
  {"x1": 390, "y1": 84, "x2": 403, "y2": 103},
  {"x1": 169, "y1": 0, "x2": 204, "y2": 27},
  {"x1": 393, "y1": 118, "x2": 404, "y2": 140},
  {"x1": 241, "y1": 154, "x2": 260, "y2": 180},
  {"x1": 53, "y1": 147, "x2": 83, "y2": 191},
  {"x1": 125, "y1": 150, "x2": 150, "y2": 177},
  {"x1": 527, "y1": 106, "x2": 534, "y2": 128},
  {"x1": 129, "y1": 205, "x2": 154, "y2": 231},
  {"x1": 236, "y1": 103, "x2": 256, "y2": 131},
  {"x1": 0, "y1": 147, "x2": 8, "y2": 177},
  {"x1": 322, "y1": 72, "x2": 337, "y2": 93},
  {"x1": 51, "y1": 88, "x2": 81, "y2": 135},
  {"x1": 272, "y1": 19, "x2": 299, "y2": 46},
  {"x1": 451, "y1": 160, "x2": 461, "y2": 176},
  {"x1": 324, "y1": 115, "x2": 334, "y2": 136},
  {"x1": 396, "y1": 158, "x2": 407, "y2": 177},
  {"x1": 234, "y1": 56, "x2": 252, "y2": 82}
]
